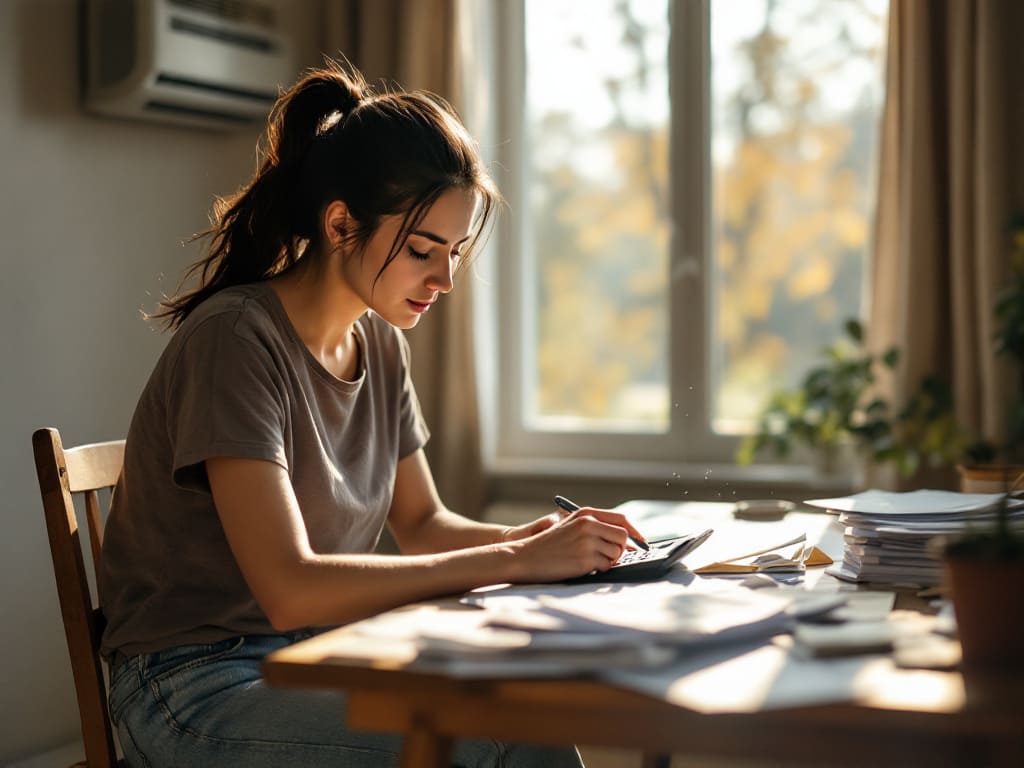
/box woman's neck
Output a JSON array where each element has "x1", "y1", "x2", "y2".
[{"x1": 269, "y1": 260, "x2": 366, "y2": 379}]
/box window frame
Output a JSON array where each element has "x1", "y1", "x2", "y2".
[{"x1": 481, "y1": 0, "x2": 862, "y2": 488}]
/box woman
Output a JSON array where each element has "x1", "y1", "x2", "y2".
[{"x1": 99, "y1": 62, "x2": 643, "y2": 767}]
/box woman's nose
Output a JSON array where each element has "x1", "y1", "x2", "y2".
[{"x1": 427, "y1": 255, "x2": 455, "y2": 294}]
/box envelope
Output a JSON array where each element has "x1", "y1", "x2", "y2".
[{"x1": 694, "y1": 534, "x2": 833, "y2": 575}]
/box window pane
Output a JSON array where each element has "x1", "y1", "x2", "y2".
[
  {"x1": 710, "y1": 0, "x2": 889, "y2": 433},
  {"x1": 524, "y1": 0, "x2": 671, "y2": 432}
]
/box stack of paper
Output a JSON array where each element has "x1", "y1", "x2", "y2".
[
  {"x1": 350, "y1": 578, "x2": 843, "y2": 677},
  {"x1": 805, "y1": 489, "x2": 1024, "y2": 588}
]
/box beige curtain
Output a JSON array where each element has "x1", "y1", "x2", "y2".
[
  {"x1": 870, "y1": 0, "x2": 1016, "y2": 482},
  {"x1": 323, "y1": 0, "x2": 486, "y2": 518}
]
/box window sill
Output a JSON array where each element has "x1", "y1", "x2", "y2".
[{"x1": 485, "y1": 455, "x2": 860, "y2": 511}]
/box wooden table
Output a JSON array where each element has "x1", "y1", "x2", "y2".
[{"x1": 262, "y1": 506, "x2": 1024, "y2": 767}]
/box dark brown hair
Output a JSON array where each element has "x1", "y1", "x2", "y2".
[{"x1": 154, "y1": 59, "x2": 502, "y2": 329}]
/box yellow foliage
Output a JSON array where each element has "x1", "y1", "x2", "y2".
[
  {"x1": 627, "y1": 260, "x2": 667, "y2": 295},
  {"x1": 830, "y1": 169, "x2": 858, "y2": 207},
  {"x1": 619, "y1": 308, "x2": 658, "y2": 366},
  {"x1": 738, "y1": 277, "x2": 773, "y2": 320},
  {"x1": 832, "y1": 208, "x2": 868, "y2": 248},
  {"x1": 749, "y1": 333, "x2": 789, "y2": 369},
  {"x1": 787, "y1": 257, "x2": 834, "y2": 299},
  {"x1": 718, "y1": 300, "x2": 744, "y2": 345}
]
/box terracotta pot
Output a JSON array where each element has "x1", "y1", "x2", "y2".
[
  {"x1": 956, "y1": 464, "x2": 1024, "y2": 494},
  {"x1": 943, "y1": 553, "x2": 1024, "y2": 671}
]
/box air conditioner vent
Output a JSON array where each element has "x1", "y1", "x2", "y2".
[
  {"x1": 155, "y1": 72, "x2": 277, "y2": 103},
  {"x1": 144, "y1": 100, "x2": 256, "y2": 124},
  {"x1": 169, "y1": 16, "x2": 276, "y2": 52},
  {"x1": 167, "y1": 0, "x2": 275, "y2": 27}
]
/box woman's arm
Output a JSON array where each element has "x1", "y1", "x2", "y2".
[
  {"x1": 385, "y1": 449, "x2": 514, "y2": 553},
  {"x1": 207, "y1": 452, "x2": 641, "y2": 631},
  {"x1": 386, "y1": 450, "x2": 645, "y2": 553}
]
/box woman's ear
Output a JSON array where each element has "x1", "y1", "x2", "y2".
[{"x1": 323, "y1": 200, "x2": 351, "y2": 251}]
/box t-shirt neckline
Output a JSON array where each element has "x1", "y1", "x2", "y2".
[{"x1": 257, "y1": 282, "x2": 367, "y2": 392}]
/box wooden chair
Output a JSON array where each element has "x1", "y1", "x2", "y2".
[{"x1": 33, "y1": 427, "x2": 126, "y2": 768}]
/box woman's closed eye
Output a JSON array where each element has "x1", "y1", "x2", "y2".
[{"x1": 408, "y1": 244, "x2": 463, "y2": 264}]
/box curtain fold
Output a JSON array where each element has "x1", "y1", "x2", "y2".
[
  {"x1": 322, "y1": 0, "x2": 486, "y2": 518},
  {"x1": 870, "y1": 0, "x2": 1015, "y2": 483}
]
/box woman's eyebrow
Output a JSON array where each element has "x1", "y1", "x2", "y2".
[{"x1": 410, "y1": 229, "x2": 471, "y2": 246}]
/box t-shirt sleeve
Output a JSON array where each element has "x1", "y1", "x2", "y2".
[
  {"x1": 165, "y1": 313, "x2": 288, "y2": 492},
  {"x1": 397, "y1": 331, "x2": 431, "y2": 459}
]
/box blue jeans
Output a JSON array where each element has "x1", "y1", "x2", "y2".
[{"x1": 107, "y1": 632, "x2": 584, "y2": 768}]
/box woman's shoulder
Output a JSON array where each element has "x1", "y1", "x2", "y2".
[{"x1": 176, "y1": 284, "x2": 280, "y2": 341}]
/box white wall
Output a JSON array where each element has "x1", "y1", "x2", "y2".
[{"x1": 0, "y1": 1, "x2": 321, "y2": 762}]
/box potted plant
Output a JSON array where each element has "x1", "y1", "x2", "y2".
[
  {"x1": 736, "y1": 318, "x2": 970, "y2": 481},
  {"x1": 940, "y1": 491, "x2": 1024, "y2": 673}
]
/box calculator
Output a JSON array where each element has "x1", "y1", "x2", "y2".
[{"x1": 561, "y1": 528, "x2": 714, "y2": 584}]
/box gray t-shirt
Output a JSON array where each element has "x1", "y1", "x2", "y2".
[{"x1": 100, "y1": 283, "x2": 429, "y2": 657}]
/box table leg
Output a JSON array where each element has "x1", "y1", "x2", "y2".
[{"x1": 400, "y1": 721, "x2": 453, "y2": 768}]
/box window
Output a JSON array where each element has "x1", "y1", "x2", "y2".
[{"x1": 488, "y1": 0, "x2": 889, "y2": 477}]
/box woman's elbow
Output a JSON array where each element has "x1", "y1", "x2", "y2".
[
  {"x1": 249, "y1": 564, "x2": 312, "y2": 632},
  {"x1": 259, "y1": 591, "x2": 310, "y2": 632}
]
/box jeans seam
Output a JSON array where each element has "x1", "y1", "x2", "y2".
[{"x1": 117, "y1": 712, "x2": 153, "y2": 768}]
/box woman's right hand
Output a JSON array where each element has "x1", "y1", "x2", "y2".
[{"x1": 505, "y1": 506, "x2": 644, "y2": 583}]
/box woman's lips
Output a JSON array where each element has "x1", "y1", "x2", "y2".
[{"x1": 407, "y1": 299, "x2": 434, "y2": 313}]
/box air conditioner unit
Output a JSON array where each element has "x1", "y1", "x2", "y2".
[{"x1": 83, "y1": 0, "x2": 300, "y2": 130}]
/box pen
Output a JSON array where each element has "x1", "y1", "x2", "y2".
[{"x1": 553, "y1": 495, "x2": 650, "y2": 551}]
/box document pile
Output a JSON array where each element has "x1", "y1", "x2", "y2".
[
  {"x1": 805, "y1": 489, "x2": 1024, "y2": 588},
  {"x1": 349, "y1": 578, "x2": 833, "y2": 677}
]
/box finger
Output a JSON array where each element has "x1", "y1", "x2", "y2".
[
  {"x1": 570, "y1": 515, "x2": 630, "y2": 551},
  {"x1": 553, "y1": 507, "x2": 579, "y2": 525},
  {"x1": 584, "y1": 509, "x2": 649, "y2": 546},
  {"x1": 530, "y1": 514, "x2": 561, "y2": 533},
  {"x1": 593, "y1": 539, "x2": 626, "y2": 570},
  {"x1": 555, "y1": 502, "x2": 582, "y2": 519}
]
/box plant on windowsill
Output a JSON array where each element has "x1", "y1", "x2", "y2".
[
  {"x1": 956, "y1": 213, "x2": 1024, "y2": 491},
  {"x1": 735, "y1": 318, "x2": 970, "y2": 481}
]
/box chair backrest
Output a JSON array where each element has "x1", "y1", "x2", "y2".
[{"x1": 33, "y1": 427, "x2": 125, "y2": 768}]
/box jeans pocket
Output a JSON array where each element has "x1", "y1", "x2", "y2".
[
  {"x1": 145, "y1": 636, "x2": 254, "y2": 735},
  {"x1": 142, "y1": 636, "x2": 247, "y2": 685}
]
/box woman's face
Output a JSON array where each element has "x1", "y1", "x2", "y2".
[{"x1": 342, "y1": 187, "x2": 480, "y2": 329}]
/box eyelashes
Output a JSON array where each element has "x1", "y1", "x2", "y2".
[
  {"x1": 407, "y1": 246, "x2": 430, "y2": 261},
  {"x1": 406, "y1": 246, "x2": 463, "y2": 263}
]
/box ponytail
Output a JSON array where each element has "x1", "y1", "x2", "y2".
[{"x1": 152, "y1": 60, "x2": 365, "y2": 329}]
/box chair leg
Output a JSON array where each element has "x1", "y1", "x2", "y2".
[{"x1": 641, "y1": 752, "x2": 671, "y2": 768}]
